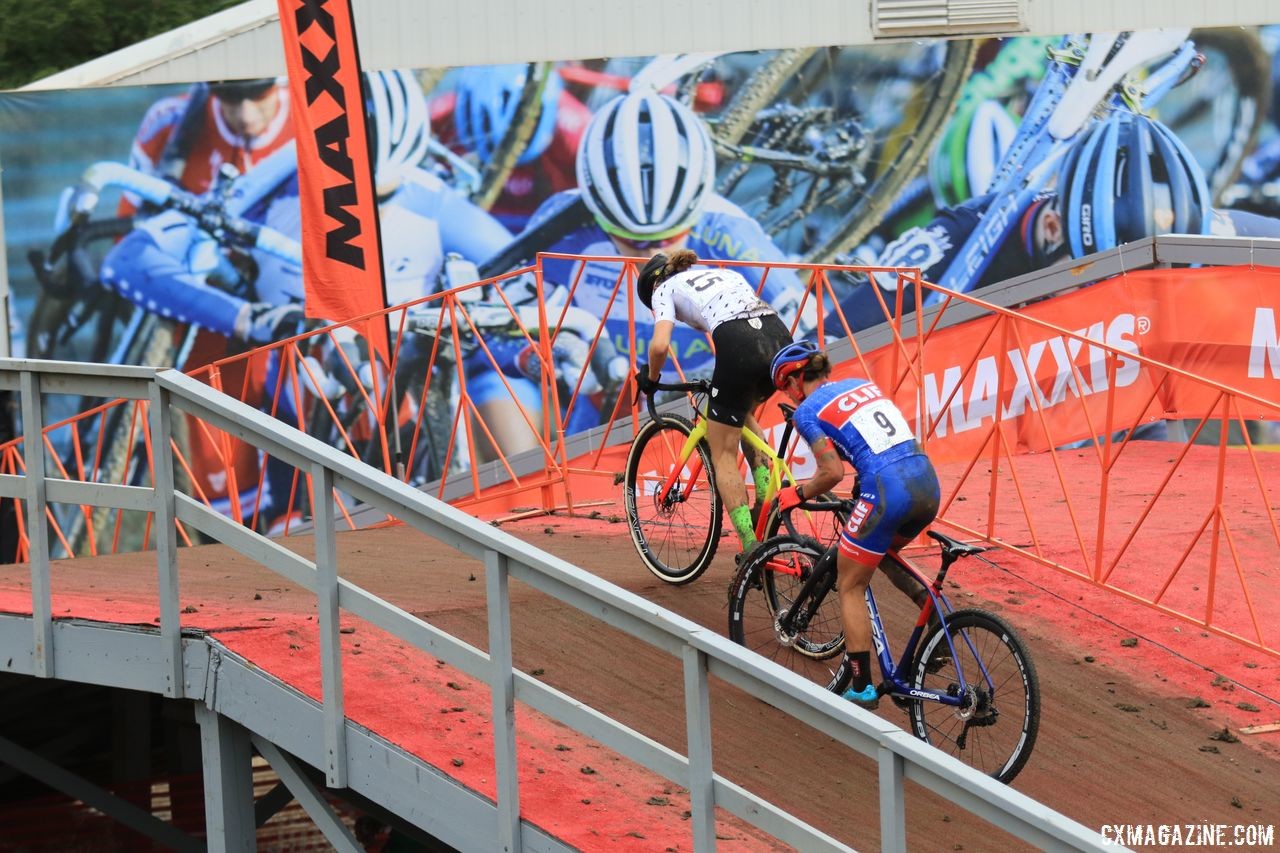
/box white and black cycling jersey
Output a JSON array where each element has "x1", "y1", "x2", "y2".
[{"x1": 650, "y1": 267, "x2": 773, "y2": 334}]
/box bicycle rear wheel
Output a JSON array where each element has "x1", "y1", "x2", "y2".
[
  {"x1": 708, "y1": 40, "x2": 975, "y2": 263},
  {"x1": 908, "y1": 608, "x2": 1040, "y2": 784},
  {"x1": 1156, "y1": 28, "x2": 1270, "y2": 205},
  {"x1": 728, "y1": 536, "x2": 845, "y2": 684},
  {"x1": 623, "y1": 414, "x2": 722, "y2": 584}
]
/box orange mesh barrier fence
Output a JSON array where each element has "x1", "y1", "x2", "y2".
[{"x1": 3, "y1": 257, "x2": 1279, "y2": 658}]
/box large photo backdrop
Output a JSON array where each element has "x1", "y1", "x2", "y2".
[{"x1": 2, "y1": 26, "x2": 1280, "y2": 532}]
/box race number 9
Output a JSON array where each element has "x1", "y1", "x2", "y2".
[{"x1": 851, "y1": 400, "x2": 913, "y2": 453}]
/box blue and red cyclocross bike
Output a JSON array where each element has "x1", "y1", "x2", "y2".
[
  {"x1": 728, "y1": 496, "x2": 1040, "y2": 784},
  {"x1": 621, "y1": 378, "x2": 847, "y2": 584},
  {"x1": 621, "y1": 380, "x2": 1039, "y2": 783}
]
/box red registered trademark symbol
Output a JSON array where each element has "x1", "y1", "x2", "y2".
[{"x1": 1137, "y1": 316, "x2": 1151, "y2": 334}]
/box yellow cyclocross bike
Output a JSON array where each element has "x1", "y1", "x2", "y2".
[{"x1": 622, "y1": 379, "x2": 844, "y2": 584}]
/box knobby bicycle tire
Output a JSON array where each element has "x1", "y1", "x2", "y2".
[
  {"x1": 710, "y1": 40, "x2": 976, "y2": 264},
  {"x1": 728, "y1": 536, "x2": 847, "y2": 683},
  {"x1": 714, "y1": 48, "x2": 820, "y2": 145},
  {"x1": 908, "y1": 607, "x2": 1040, "y2": 784},
  {"x1": 1157, "y1": 28, "x2": 1271, "y2": 205},
  {"x1": 623, "y1": 414, "x2": 722, "y2": 584},
  {"x1": 475, "y1": 61, "x2": 555, "y2": 211},
  {"x1": 82, "y1": 314, "x2": 182, "y2": 556}
]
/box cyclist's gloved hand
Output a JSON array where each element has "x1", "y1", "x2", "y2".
[
  {"x1": 776, "y1": 485, "x2": 803, "y2": 514},
  {"x1": 635, "y1": 365, "x2": 658, "y2": 395},
  {"x1": 235, "y1": 302, "x2": 304, "y2": 344}
]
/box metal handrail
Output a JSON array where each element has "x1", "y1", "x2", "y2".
[{"x1": 1, "y1": 357, "x2": 1112, "y2": 851}]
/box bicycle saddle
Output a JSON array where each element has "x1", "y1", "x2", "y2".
[{"x1": 927, "y1": 530, "x2": 991, "y2": 558}]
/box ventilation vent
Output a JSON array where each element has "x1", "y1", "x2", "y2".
[{"x1": 873, "y1": 0, "x2": 1025, "y2": 37}]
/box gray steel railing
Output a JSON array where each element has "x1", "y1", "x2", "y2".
[{"x1": 0, "y1": 357, "x2": 1114, "y2": 852}]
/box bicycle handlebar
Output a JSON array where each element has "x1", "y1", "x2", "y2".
[
  {"x1": 780, "y1": 497, "x2": 853, "y2": 539},
  {"x1": 643, "y1": 378, "x2": 712, "y2": 419},
  {"x1": 65, "y1": 161, "x2": 303, "y2": 267}
]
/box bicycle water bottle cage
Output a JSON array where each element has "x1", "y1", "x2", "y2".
[{"x1": 1047, "y1": 29, "x2": 1189, "y2": 140}]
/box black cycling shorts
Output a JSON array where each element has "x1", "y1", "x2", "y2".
[{"x1": 706, "y1": 313, "x2": 793, "y2": 427}]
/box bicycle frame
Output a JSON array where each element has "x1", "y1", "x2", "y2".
[
  {"x1": 868, "y1": 551, "x2": 998, "y2": 709},
  {"x1": 931, "y1": 30, "x2": 1198, "y2": 302},
  {"x1": 766, "y1": 535, "x2": 999, "y2": 711},
  {"x1": 648, "y1": 402, "x2": 804, "y2": 543}
]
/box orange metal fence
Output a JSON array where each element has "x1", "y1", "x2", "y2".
[{"x1": 3, "y1": 256, "x2": 1278, "y2": 658}]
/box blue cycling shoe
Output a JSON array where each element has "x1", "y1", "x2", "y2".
[{"x1": 842, "y1": 684, "x2": 880, "y2": 710}]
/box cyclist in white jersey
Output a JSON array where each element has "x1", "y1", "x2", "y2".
[{"x1": 635, "y1": 249, "x2": 793, "y2": 558}]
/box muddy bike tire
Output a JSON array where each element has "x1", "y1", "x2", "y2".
[
  {"x1": 1157, "y1": 28, "x2": 1271, "y2": 205},
  {"x1": 908, "y1": 607, "x2": 1040, "y2": 784},
  {"x1": 474, "y1": 62, "x2": 556, "y2": 211},
  {"x1": 728, "y1": 536, "x2": 847, "y2": 682},
  {"x1": 623, "y1": 414, "x2": 722, "y2": 584},
  {"x1": 711, "y1": 40, "x2": 975, "y2": 264},
  {"x1": 82, "y1": 314, "x2": 181, "y2": 555},
  {"x1": 713, "y1": 48, "x2": 820, "y2": 145}
]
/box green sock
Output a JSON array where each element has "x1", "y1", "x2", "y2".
[
  {"x1": 729, "y1": 504, "x2": 758, "y2": 551},
  {"x1": 751, "y1": 465, "x2": 770, "y2": 504}
]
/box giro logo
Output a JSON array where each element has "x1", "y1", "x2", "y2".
[
  {"x1": 289, "y1": 0, "x2": 367, "y2": 270},
  {"x1": 1080, "y1": 203, "x2": 1093, "y2": 248}
]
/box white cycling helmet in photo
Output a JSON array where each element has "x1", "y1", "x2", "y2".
[
  {"x1": 363, "y1": 69, "x2": 432, "y2": 188},
  {"x1": 576, "y1": 91, "x2": 715, "y2": 240}
]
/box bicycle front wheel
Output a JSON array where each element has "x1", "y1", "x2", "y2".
[
  {"x1": 908, "y1": 608, "x2": 1040, "y2": 784},
  {"x1": 623, "y1": 415, "x2": 722, "y2": 584},
  {"x1": 728, "y1": 536, "x2": 846, "y2": 684}
]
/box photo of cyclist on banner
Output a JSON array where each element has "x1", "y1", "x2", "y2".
[
  {"x1": 6, "y1": 24, "x2": 1280, "y2": 534},
  {"x1": 429, "y1": 62, "x2": 592, "y2": 233}
]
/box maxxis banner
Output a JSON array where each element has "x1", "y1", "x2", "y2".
[{"x1": 276, "y1": 0, "x2": 389, "y2": 361}]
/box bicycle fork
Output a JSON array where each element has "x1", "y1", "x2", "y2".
[
  {"x1": 654, "y1": 423, "x2": 709, "y2": 508},
  {"x1": 773, "y1": 546, "x2": 839, "y2": 643}
]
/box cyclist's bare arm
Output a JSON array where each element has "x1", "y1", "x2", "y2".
[
  {"x1": 646, "y1": 320, "x2": 676, "y2": 381},
  {"x1": 798, "y1": 435, "x2": 845, "y2": 498}
]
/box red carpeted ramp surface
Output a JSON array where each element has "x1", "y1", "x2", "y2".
[{"x1": 1, "y1": 442, "x2": 1278, "y2": 849}]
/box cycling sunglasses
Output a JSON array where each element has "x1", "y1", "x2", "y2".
[{"x1": 612, "y1": 229, "x2": 692, "y2": 252}]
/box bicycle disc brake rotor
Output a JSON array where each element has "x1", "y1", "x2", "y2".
[
  {"x1": 772, "y1": 606, "x2": 799, "y2": 647},
  {"x1": 951, "y1": 684, "x2": 981, "y2": 722}
]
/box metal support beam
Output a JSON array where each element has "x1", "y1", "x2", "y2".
[
  {"x1": 312, "y1": 462, "x2": 347, "y2": 788},
  {"x1": 485, "y1": 548, "x2": 520, "y2": 852},
  {"x1": 254, "y1": 780, "x2": 295, "y2": 827},
  {"x1": 149, "y1": 383, "x2": 184, "y2": 698},
  {"x1": 878, "y1": 744, "x2": 906, "y2": 853},
  {"x1": 683, "y1": 645, "x2": 715, "y2": 851},
  {"x1": 196, "y1": 703, "x2": 256, "y2": 852},
  {"x1": 0, "y1": 732, "x2": 200, "y2": 852},
  {"x1": 112, "y1": 690, "x2": 154, "y2": 817},
  {"x1": 253, "y1": 736, "x2": 362, "y2": 852},
  {"x1": 19, "y1": 370, "x2": 52, "y2": 677}
]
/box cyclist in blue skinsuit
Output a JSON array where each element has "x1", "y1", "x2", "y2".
[
  {"x1": 101, "y1": 70, "x2": 519, "y2": 523},
  {"x1": 770, "y1": 340, "x2": 941, "y2": 709},
  {"x1": 521, "y1": 90, "x2": 809, "y2": 383}
]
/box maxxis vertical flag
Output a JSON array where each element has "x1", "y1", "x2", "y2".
[{"x1": 276, "y1": 0, "x2": 389, "y2": 361}]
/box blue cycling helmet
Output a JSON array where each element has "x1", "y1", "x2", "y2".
[
  {"x1": 453, "y1": 63, "x2": 562, "y2": 166},
  {"x1": 770, "y1": 340, "x2": 822, "y2": 390},
  {"x1": 1056, "y1": 111, "x2": 1211, "y2": 257}
]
